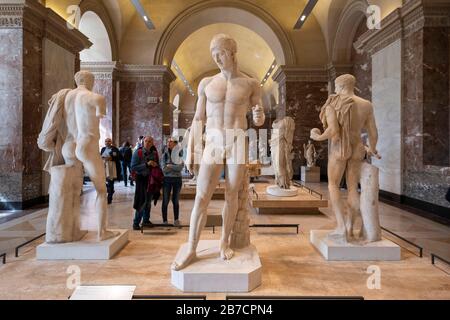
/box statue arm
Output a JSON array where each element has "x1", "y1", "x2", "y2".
[
  {"x1": 366, "y1": 104, "x2": 380, "y2": 158},
  {"x1": 186, "y1": 78, "x2": 209, "y2": 173},
  {"x1": 95, "y1": 95, "x2": 107, "y2": 119},
  {"x1": 250, "y1": 79, "x2": 265, "y2": 127},
  {"x1": 311, "y1": 106, "x2": 339, "y2": 141}
]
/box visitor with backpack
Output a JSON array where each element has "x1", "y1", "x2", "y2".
[{"x1": 131, "y1": 136, "x2": 163, "y2": 230}]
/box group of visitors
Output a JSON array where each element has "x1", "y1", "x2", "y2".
[{"x1": 99, "y1": 136, "x2": 183, "y2": 230}]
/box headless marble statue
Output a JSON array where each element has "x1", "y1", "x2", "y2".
[
  {"x1": 39, "y1": 71, "x2": 118, "y2": 243},
  {"x1": 311, "y1": 74, "x2": 382, "y2": 243},
  {"x1": 172, "y1": 34, "x2": 265, "y2": 271},
  {"x1": 271, "y1": 117, "x2": 295, "y2": 189}
]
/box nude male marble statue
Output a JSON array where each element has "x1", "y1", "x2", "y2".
[
  {"x1": 38, "y1": 71, "x2": 118, "y2": 243},
  {"x1": 311, "y1": 74, "x2": 381, "y2": 243},
  {"x1": 172, "y1": 34, "x2": 265, "y2": 271}
]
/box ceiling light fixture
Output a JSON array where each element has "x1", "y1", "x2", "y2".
[
  {"x1": 131, "y1": 0, "x2": 155, "y2": 30},
  {"x1": 260, "y1": 59, "x2": 277, "y2": 87},
  {"x1": 294, "y1": 0, "x2": 318, "y2": 30}
]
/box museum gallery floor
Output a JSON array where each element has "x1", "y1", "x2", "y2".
[{"x1": 0, "y1": 182, "x2": 449, "y2": 300}]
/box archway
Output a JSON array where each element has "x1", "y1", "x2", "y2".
[
  {"x1": 79, "y1": 11, "x2": 114, "y2": 146},
  {"x1": 155, "y1": 0, "x2": 295, "y2": 67},
  {"x1": 79, "y1": 11, "x2": 113, "y2": 62}
]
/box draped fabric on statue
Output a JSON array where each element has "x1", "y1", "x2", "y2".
[
  {"x1": 37, "y1": 89, "x2": 71, "y2": 172},
  {"x1": 319, "y1": 94, "x2": 353, "y2": 161}
]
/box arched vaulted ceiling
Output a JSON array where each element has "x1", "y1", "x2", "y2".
[{"x1": 173, "y1": 23, "x2": 275, "y2": 83}]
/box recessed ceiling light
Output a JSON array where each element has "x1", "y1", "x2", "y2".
[
  {"x1": 294, "y1": 0, "x2": 318, "y2": 29},
  {"x1": 131, "y1": 0, "x2": 155, "y2": 30}
]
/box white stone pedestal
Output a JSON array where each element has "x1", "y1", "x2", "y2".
[
  {"x1": 310, "y1": 230, "x2": 401, "y2": 261},
  {"x1": 301, "y1": 166, "x2": 320, "y2": 183},
  {"x1": 171, "y1": 240, "x2": 262, "y2": 293},
  {"x1": 36, "y1": 230, "x2": 129, "y2": 260},
  {"x1": 266, "y1": 185, "x2": 298, "y2": 197}
]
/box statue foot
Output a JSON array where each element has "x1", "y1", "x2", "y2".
[
  {"x1": 98, "y1": 229, "x2": 119, "y2": 241},
  {"x1": 327, "y1": 228, "x2": 347, "y2": 243},
  {"x1": 172, "y1": 249, "x2": 196, "y2": 271},
  {"x1": 220, "y1": 244, "x2": 234, "y2": 261},
  {"x1": 74, "y1": 230, "x2": 88, "y2": 242}
]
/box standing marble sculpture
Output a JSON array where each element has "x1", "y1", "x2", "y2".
[
  {"x1": 266, "y1": 117, "x2": 298, "y2": 197},
  {"x1": 38, "y1": 71, "x2": 118, "y2": 243},
  {"x1": 172, "y1": 34, "x2": 265, "y2": 271},
  {"x1": 310, "y1": 74, "x2": 381, "y2": 243},
  {"x1": 303, "y1": 140, "x2": 319, "y2": 167}
]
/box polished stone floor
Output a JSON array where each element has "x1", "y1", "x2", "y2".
[{"x1": 0, "y1": 181, "x2": 449, "y2": 300}]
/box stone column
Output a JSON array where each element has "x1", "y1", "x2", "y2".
[
  {"x1": 0, "y1": 1, "x2": 90, "y2": 210},
  {"x1": 356, "y1": 0, "x2": 450, "y2": 212},
  {"x1": 81, "y1": 62, "x2": 119, "y2": 145},
  {"x1": 118, "y1": 65, "x2": 176, "y2": 153},
  {"x1": 272, "y1": 66, "x2": 329, "y2": 177}
]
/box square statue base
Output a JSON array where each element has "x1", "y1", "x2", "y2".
[
  {"x1": 301, "y1": 166, "x2": 320, "y2": 183},
  {"x1": 310, "y1": 230, "x2": 401, "y2": 261},
  {"x1": 172, "y1": 240, "x2": 262, "y2": 293},
  {"x1": 36, "y1": 230, "x2": 129, "y2": 260}
]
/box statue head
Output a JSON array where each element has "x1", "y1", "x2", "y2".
[
  {"x1": 210, "y1": 34, "x2": 237, "y2": 71},
  {"x1": 335, "y1": 74, "x2": 356, "y2": 94},
  {"x1": 75, "y1": 71, "x2": 95, "y2": 91}
]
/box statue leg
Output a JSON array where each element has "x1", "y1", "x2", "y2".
[
  {"x1": 346, "y1": 159, "x2": 362, "y2": 240},
  {"x1": 220, "y1": 163, "x2": 246, "y2": 260},
  {"x1": 171, "y1": 163, "x2": 223, "y2": 271},
  {"x1": 76, "y1": 138, "x2": 118, "y2": 241},
  {"x1": 71, "y1": 161, "x2": 87, "y2": 241},
  {"x1": 327, "y1": 158, "x2": 348, "y2": 241}
]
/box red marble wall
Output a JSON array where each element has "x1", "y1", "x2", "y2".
[
  {"x1": 403, "y1": 27, "x2": 450, "y2": 209},
  {"x1": 284, "y1": 81, "x2": 329, "y2": 175},
  {"x1": 119, "y1": 81, "x2": 164, "y2": 152},
  {"x1": 0, "y1": 29, "x2": 23, "y2": 202},
  {"x1": 352, "y1": 20, "x2": 372, "y2": 101},
  {"x1": 93, "y1": 78, "x2": 115, "y2": 144}
]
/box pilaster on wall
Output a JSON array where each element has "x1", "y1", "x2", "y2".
[
  {"x1": 0, "y1": 0, "x2": 90, "y2": 209},
  {"x1": 117, "y1": 64, "x2": 176, "y2": 153},
  {"x1": 356, "y1": 0, "x2": 450, "y2": 211},
  {"x1": 273, "y1": 66, "x2": 329, "y2": 176}
]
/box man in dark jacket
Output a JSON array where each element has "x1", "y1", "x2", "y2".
[
  {"x1": 131, "y1": 136, "x2": 160, "y2": 230},
  {"x1": 101, "y1": 138, "x2": 122, "y2": 204},
  {"x1": 119, "y1": 141, "x2": 134, "y2": 187}
]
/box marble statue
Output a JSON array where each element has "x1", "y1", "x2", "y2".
[
  {"x1": 38, "y1": 71, "x2": 118, "y2": 243},
  {"x1": 311, "y1": 74, "x2": 381, "y2": 243},
  {"x1": 270, "y1": 117, "x2": 295, "y2": 189},
  {"x1": 172, "y1": 34, "x2": 265, "y2": 271},
  {"x1": 303, "y1": 140, "x2": 319, "y2": 167}
]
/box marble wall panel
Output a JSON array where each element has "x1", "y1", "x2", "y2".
[
  {"x1": 284, "y1": 81, "x2": 329, "y2": 175},
  {"x1": 119, "y1": 81, "x2": 164, "y2": 153},
  {"x1": 22, "y1": 28, "x2": 43, "y2": 201},
  {"x1": 42, "y1": 39, "x2": 75, "y2": 195},
  {"x1": 402, "y1": 28, "x2": 450, "y2": 209},
  {"x1": 372, "y1": 39, "x2": 403, "y2": 195},
  {"x1": 0, "y1": 29, "x2": 23, "y2": 202},
  {"x1": 352, "y1": 20, "x2": 372, "y2": 101}
]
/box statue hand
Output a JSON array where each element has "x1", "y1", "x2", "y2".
[
  {"x1": 252, "y1": 105, "x2": 264, "y2": 125},
  {"x1": 367, "y1": 148, "x2": 381, "y2": 160},
  {"x1": 310, "y1": 128, "x2": 322, "y2": 141}
]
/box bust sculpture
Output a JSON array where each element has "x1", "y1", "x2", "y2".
[
  {"x1": 172, "y1": 34, "x2": 265, "y2": 271},
  {"x1": 38, "y1": 71, "x2": 118, "y2": 243},
  {"x1": 311, "y1": 74, "x2": 382, "y2": 243}
]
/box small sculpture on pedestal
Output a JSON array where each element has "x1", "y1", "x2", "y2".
[
  {"x1": 301, "y1": 140, "x2": 320, "y2": 182},
  {"x1": 309, "y1": 74, "x2": 400, "y2": 261},
  {"x1": 36, "y1": 71, "x2": 126, "y2": 260},
  {"x1": 266, "y1": 116, "x2": 298, "y2": 197}
]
